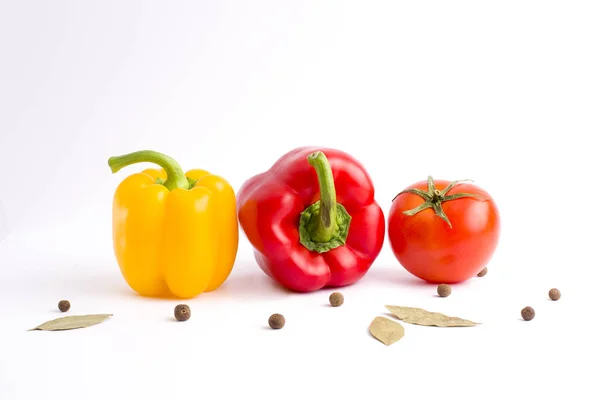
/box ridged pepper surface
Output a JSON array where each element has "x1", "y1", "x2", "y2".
[
  {"x1": 108, "y1": 150, "x2": 238, "y2": 299},
  {"x1": 237, "y1": 147, "x2": 385, "y2": 292}
]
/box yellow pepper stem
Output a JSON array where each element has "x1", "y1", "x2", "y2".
[{"x1": 108, "y1": 150, "x2": 190, "y2": 190}]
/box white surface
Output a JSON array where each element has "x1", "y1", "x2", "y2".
[
  {"x1": 0, "y1": 201, "x2": 8, "y2": 243},
  {"x1": 1, "y1": 1, "x2": 599, "y2": 399}
]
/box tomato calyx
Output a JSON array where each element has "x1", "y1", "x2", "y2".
[{"x1": 392, "y1": 176, "x2": 489, "y2": 228}]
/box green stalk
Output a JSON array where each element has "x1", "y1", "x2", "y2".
[
  {"x1": 298, "y1": 151, "x2": 351, "y2": 253},
  {"x1": 392, "y1": 176, "x2": 489, "y2": 228},
  {"x1": 108, "y1": 150, "x2": 189, "y2": 190},
  {"x1": 305, "y1": 151, "x2": 338, "y2": 242}
]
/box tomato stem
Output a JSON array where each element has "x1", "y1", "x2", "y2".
[{"x1": 392, "y1": 176, "x2": 489, "y2": 228}]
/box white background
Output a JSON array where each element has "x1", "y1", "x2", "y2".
[{"x1": 1, "y1": 1, "x2": 598, "y2": 399}]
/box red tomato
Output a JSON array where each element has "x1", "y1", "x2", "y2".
[{"x1": 387, "y1": 177, "x2": 500, "y2": 283}]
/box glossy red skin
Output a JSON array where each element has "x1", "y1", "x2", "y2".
[
  {"x1": 388, "y1": 179, "x2": 500, "y2": 283},
  {"x1": 237, "y1": 146, "x2": 385, "y2": 292}
]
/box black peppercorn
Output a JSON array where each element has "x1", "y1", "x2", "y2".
[
  {"x1": 329, "y1": 292, "x2": 344, "y2": 307},
  {"x1": 437, "y1": 284, "x2": 452, "y2": 297},
  {"x1": 58, "y1": 300, "x2": 70, "y2": 312},
  {"x1": 477, "y1": 267, "x2": 488, "y2": 277},
  {"x1": 521, "y1": 306, "x2": 535, "y2": 321},
  {"x1": 174, "y1": 304, "x2": 191, "y2": 321},
  {"x1": 549, "y1": 288, "x2": 561, "y2": 301},
  {"x1": 268, "y1": 313, "x2": 285, "y2": 329}
]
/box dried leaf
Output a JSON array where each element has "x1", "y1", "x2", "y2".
[
  {"x1": 369, "y1": 316, "x2": 405, "y2": 346},
  {"x1": 29, "y1": 314, "x2": 113, "y2": 331},
  {"x1": 385, "y1": 305, "x2": 479, "y2": 327}
]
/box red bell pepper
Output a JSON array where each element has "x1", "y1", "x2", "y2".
[{"x1": 237, "y1": 147, "x2": 385, "y2": 292}]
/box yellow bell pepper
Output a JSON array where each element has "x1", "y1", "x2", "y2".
[{"x1": 108, "y1": 150, "x2": 238, "y2": 299}]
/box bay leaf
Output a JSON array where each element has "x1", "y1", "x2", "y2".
[
  {"x1": 385, "y1": 305, "x2": 479, "y2": 327},
  {"x1": 369, "y1": 316, "x2": 405, "y2": 346},
  {"x1": 29, "y1": 314, "x2": 113, "y2": 331}
]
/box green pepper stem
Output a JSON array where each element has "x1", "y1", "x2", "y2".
[
  {"x1": 305, "y1": 151, "x2": 338, "y2": 242},
  {"x1": 108, "y1": 150, "x2": 189, "y2": 190}
]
